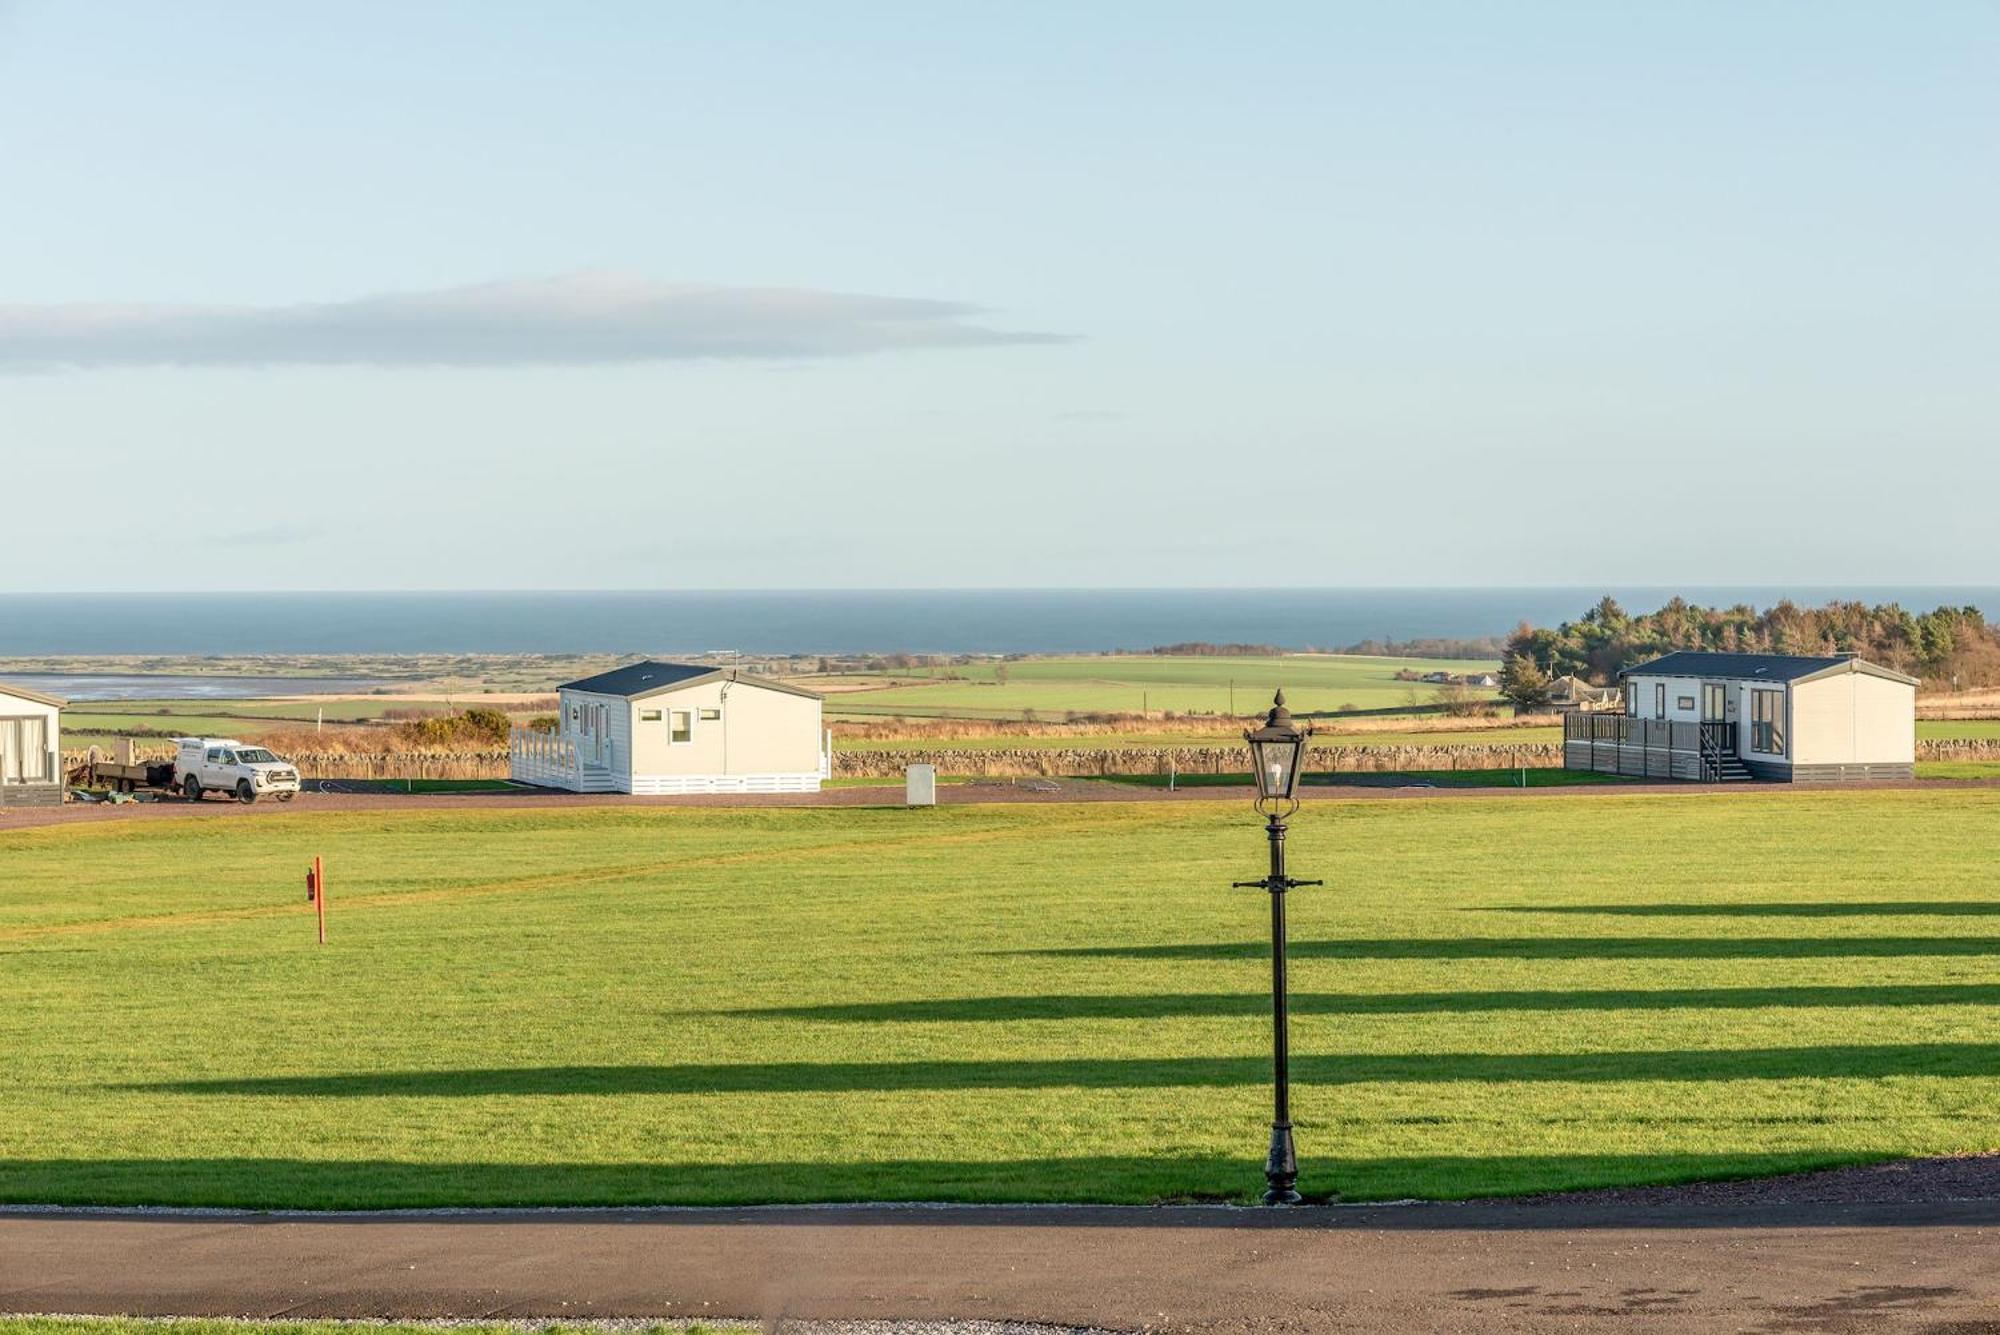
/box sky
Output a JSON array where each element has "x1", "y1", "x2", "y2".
[{"x1": 2, "y1": 2, "x2": 1995, "y2": 592}]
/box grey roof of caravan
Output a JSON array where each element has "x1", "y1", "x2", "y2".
[
  {"x1": 0, "y1": 680, "x2": 67, "y2": 708},
  {"x1": 557, "y1": 660, "x2": 822, "y2": 701},
  {"x1": 1620, "y1": 651, "x2": 1919, "y2": 686}
]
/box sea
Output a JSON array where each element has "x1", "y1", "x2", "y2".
[
  {"x1": 0, "y1": 673, "x2": 394, "y2": 702},
  {"x1": 0, "y1": 588, "x2": 1991, "y2": 658}
]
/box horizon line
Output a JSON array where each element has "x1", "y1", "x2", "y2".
[{"x1": 2, "y1": 584, "x2": 1995, "y2": 599}]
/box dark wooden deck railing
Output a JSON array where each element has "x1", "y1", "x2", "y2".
[
  {"x1": 1563, "y1": 713, "x2": 1737, "y2": 780},
  {"x1": 1697, "y1": 721, "x2": 1738, "y2": 781}
]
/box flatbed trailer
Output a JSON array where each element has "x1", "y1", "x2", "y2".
[{"x1": 85, "y1": 759, "x2": 178, "y2": 793}]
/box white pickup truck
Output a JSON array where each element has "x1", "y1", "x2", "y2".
[{"x1": 175, "y1": 737, "x2": 302, "y2": 803}]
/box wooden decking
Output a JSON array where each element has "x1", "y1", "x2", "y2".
[
  {"x1": 509, "y1": 727, "x2": 618, "y2": 792},
  {"x1": 1563, "y1": 714, "x2": 1744, "y2": 782}
]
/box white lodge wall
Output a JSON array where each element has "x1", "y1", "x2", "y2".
[
  {"x1": 1624, "y1": 676, "x2": 1706, "y2": 723},
  {"x1": 1853, "y1": 672, "x2": 1917, "y2": 764},
  {"x1": 626, "y1": 680, "x2": 822, "y2": 779},
  {"x1": 1791, "y1": 672, "x2": 1916, "y2": 766},
  {"x1": 1789, "y1": 675, "x2": 1851, "y2": 765}
]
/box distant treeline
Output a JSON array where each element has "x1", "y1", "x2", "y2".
[
  {"x1": 1146, "y1": 642, "x2": 1285, "y2": 656},
  {"x1": 1501, "y1": 596, "x2": 1998, "y2": 698},
  {"x1": 1334, "y1": 636, "x2": 1507, "y2": 660}
]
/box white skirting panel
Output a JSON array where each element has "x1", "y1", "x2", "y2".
[{"x1": 629, "y1": 772, "x2": 823, "y2": 795}]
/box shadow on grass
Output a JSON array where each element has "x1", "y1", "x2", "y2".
[
  {"x1": 1478, "y1": 903, "x2": 2000, "y2": 918},
  {"x1": 719, "y1": 983, "x2": 2000, "y2": 1024},
  {"x1": 124, "y1": 1043, "x2": 2000, "y2": 1097},
  {"x1": 1016, "y1": 936, "x2": 2000, "y2": 961},
  {"x1": 0, "y1": 1150, "x2": 1928, "y2": 1219}
]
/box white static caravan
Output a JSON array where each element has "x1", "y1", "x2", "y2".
[
  {"x1": 0, "y1": 680, "x2": 65, "y2": 808},
  {"x1": 510, "y1": 660, "x2": 829, "y2": 795},
  {"x1": 1563, "y1": 652, "x2": 1917, "y2": 784}
]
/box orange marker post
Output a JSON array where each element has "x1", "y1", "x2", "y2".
[{"x1": 314, "y1": 854, "x2": 326, "y2": 944}]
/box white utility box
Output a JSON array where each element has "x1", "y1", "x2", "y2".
[{"x1": 905, "y1": 763, "x2": 937, "y2": 807}]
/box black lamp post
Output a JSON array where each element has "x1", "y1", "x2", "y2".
[{"x1": 1234, "y1": 689, "x2": 1321, "y2": 1204}]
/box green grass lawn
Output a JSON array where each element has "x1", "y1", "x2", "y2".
[
  {"x1": 1920, "y1": 719, "x2": 2000, "y2": 740},
  {"x1": 4, "y1": 790, "x2": 2000, "y2": 1210},
  {"x1": 823, "y1": 653, "x2": 1499, "y2": 719},
  {"x1": 1919, "y1": 761, "x2": 2000, "y2": 780}
]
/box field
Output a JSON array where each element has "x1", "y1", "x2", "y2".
[
  {"x1": 5, "y1": 790, "x2": 2000, "y2": 1209},
  {"x1": 815, "y1": 653, "x2": 1500, "y2": 720},
  {"x1": 59, "y1": 697, "x2": 555, "y2": 747},
  {"x1": 832, "y1": 723, "x2": 1560, "y2": 752}
]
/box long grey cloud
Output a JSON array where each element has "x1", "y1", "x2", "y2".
[{"x1": 0, "y1": 273, "x2": 1068, "y2": 370}]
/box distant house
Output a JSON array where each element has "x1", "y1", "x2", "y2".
[
  {"x1": 510, "y1": 660, "x2": 828, "y2": 795},
  {"x1": 1541, "y1": 674, "x2": 1622, "y2": 713},
  {"x1": 0, "y1": 680, "x2": 65, "y2": 808},
  {"x1": 1467, "y1": 672, "x2": 1499, "y2": 688},
  {"x1": 1563, "y1": 652, "x2": 1916, "y2": 783}
]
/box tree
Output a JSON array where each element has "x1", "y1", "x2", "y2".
[{"x1": 1498, "y1": 654, "x2": 1552, "y2": 711}]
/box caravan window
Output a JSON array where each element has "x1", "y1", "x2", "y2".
[
  {"x1": 1751, "y1": 689, "x2": 1785, "y2": 755},
  {"x1": 1, "y1": 717, "x2": 49, "y2": 783},
  {"x1": 670, "y1": 710, "x2": 692, "y2": 743},
  {"x1": 1653, "y1": 683, "x2": 1666, "y2": 719}
]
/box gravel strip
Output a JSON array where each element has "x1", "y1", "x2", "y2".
[
  {"x1": 0, "y1": 1320, "x2": 1111, "y2": 1335},
  {"x1": 10, "y1": 775, "x2": 1993, "y2": 833}
]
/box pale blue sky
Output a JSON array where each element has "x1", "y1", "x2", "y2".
[{"x1": 3, "y1": 2, "x2": 1994, "y2": 591}]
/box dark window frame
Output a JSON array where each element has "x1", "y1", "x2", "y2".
[{"x1": 1750, "y1": 688, "x2": 1786, "y2": 756}]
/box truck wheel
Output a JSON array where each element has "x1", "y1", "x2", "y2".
[
  {"x1": 236, "y1": 781, "x2": 257, "y2": 804},
  {"x1": 277, "y1": 792, "x2": 295, "y2": 803},
  {"x1": 183, "y1": 778, "x2": 202, "y2": 802}
]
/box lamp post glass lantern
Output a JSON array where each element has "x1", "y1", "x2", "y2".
[
  {"x1": 1233, "y1": 690, "x2": 1321, "y2": 1204},
  {"x1": 1246, "y1": 692, "x2": 1309, "y2": 807}
]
